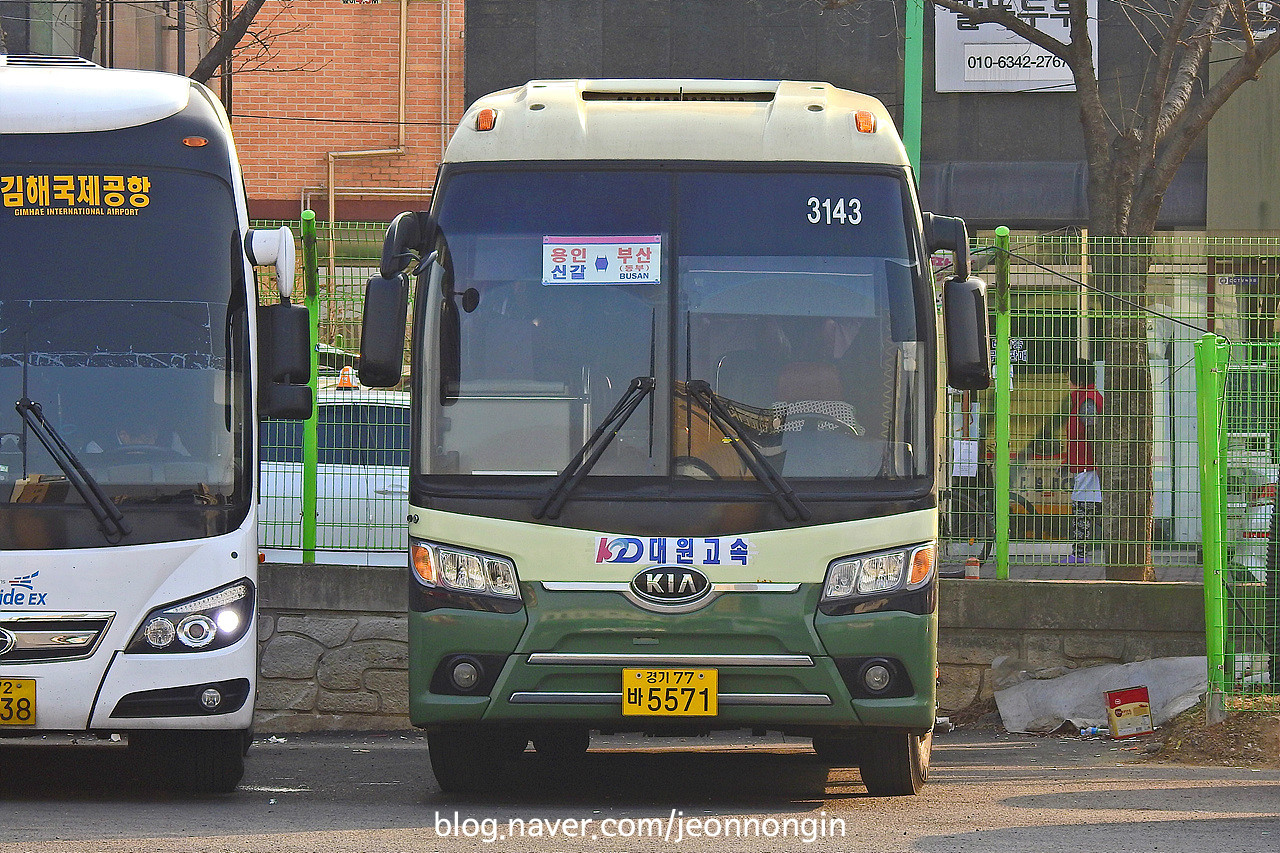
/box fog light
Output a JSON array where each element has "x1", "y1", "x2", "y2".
[
  {"x1": 143, "y1": 617, "x2": 176, "y2": 649},
  {"x1": 451, "y1": 660, "x2": 480, "y2": 691},
  {"x1": 177, "y1": 615, "x2": 217, "y2": 648},
  {"x1": 862, "y1": 663, "x2": 892, "y2": 693},
  {"x1": 200, "y1": 688, "x2": 222, "y2": 710}
]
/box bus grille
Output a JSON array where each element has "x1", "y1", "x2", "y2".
[{"x1": 0, "y1": 613, "x2": 114, "y2": 663}]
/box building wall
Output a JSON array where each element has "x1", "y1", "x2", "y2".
[
  {"x1": 1207, "y1": 40, "x2": 1280, "y2": 233},
  {"x1": 463, "y1": 0, "x2": 1207, "y2": 230},
  {"x1": 232, "y1": 0, "x2": 466, "y2": 222}
]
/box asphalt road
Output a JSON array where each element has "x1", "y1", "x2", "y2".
[{"x1": 0, "y1": 728, "x2": 1277, "y2": 852}]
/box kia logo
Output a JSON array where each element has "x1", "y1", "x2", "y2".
[
  {"x1": 0, "y1": 627, "x2": 15, "y2": 657},
  {"x1": 630, "y1": 567, "x2": 712, "y2": 606}
]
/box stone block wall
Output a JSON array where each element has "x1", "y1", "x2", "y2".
[
  {"x1": 936, "y1": 580, "x2": 1206, "y2": 713},
  {"x1": 256, "y1": 564, "x2": 410, "y2": 732},
  {"x1": 255, "y1": 564, "x2": 1207, "y2": 731}
]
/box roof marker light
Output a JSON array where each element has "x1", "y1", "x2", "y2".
[
  {"x1": 854, "y1": 110, "x2": 877, "y2": 134},
  {"x1": 475, "y1": 108, "x2": 497, "y2": 131}
]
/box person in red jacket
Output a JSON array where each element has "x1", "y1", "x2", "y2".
[{"x1": 1061, "y1": 360, "x2": 1103, "y2": 564}]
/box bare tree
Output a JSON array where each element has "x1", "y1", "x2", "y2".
[
  {"x1": 189, "y1": 0, "x2": 268, "y2": 83},
  {"x1": 822, "y1": 0, "x2": 1280, "y2": 579},
  {"x1": 77, "y1": 0, "x2": 97, "y2": 59}
]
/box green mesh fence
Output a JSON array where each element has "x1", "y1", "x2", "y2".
[
  {"x1": 253, "y1": 219, "x2": 409, "y2": 564},
  {"x1": 942, "y1": 232, "x2": 1280, "y2": 586}
]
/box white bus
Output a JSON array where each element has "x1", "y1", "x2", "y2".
[
  {"x1": 0, "y1": 55, "x2": 311, "y2": 791},
  {"x1": 361, "y1": 79, "x2": 990, "y2": 795}
]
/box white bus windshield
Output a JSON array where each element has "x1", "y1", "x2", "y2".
[
  {"x1": 0, "y1": 167, "x2": 250, "y2": 547},
  {"x1": 424, "y1": 168, "x2": 930, "y2": 483}
]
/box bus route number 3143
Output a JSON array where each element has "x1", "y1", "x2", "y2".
[{"x1": 622, "y1": 668, "x2": 718, "y2": 716}]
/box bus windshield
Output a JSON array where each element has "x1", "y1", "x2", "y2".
[
  {"x1": 424, "y1": 168, "x2": 931, "y2": 485},
  {"x1": 0, "y1": 166, "x2": 250, "y2": 547}
]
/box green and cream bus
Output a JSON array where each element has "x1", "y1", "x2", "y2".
[{"x1": 360, "y1": 79, "x2": 990, "y2": 796}]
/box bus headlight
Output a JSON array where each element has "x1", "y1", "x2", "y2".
[
  {"x1": 126, "y1": 580, "x2": 255, "y2": 654},
  {"x1": 411, "y1": 538, "x2": 521, "y2": 600},
  {"x1": 820, "y1": 544, "x2": 935, "y2": 603}
]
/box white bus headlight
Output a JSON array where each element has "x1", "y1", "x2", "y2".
[
  {"x1": 821, "y1": 545, "x2": 935, "y2": 603},
  {"x1": 411, "y1": 538, "x2": 521, "y2": 600},
  {"x1": 127, "y1": 580, "x2": 255, "y2": 654}
]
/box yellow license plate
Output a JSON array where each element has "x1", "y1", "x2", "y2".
[
  {"x1": 0, "y1": 678, "x2": 35, "y2": 726},
  {"x1": 622, "y1": 668, "x2": 717, "y2": 716}
]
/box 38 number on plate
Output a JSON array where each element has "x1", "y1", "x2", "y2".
[
  {"x1": 622, "y1": 668, "x2": 717, "y2": 716},
  {"x1": 0, "y1": 678, "x2": 35, "y2": 725}
]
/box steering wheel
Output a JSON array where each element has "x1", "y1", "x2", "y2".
[
  {"x1": 90, "y1": 445, "x2": 186, "y2": 464},
  {"x1": 673, "y1": 455, "x2": 721, "y2": 480}
]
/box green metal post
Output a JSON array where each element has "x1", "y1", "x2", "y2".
[
  {"x1": 903, "y1": 0, "x2": 924, "y2": 171},
  {"x1": 300, "y1": 210, "x2": 321, "y2": 564},
  {"x1": 1195, "y1": 333, "x2": 1228, "y2": 718},
  {"x1": 994, "y1": 227, "x2": 1012, "y2": 580}
]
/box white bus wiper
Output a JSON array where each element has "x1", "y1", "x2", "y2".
[
  {"x1": 534, "y1": 376, "x2": 656, "y2": 520},
  {"x1": 684, "y1": 380, "x2": 811, "y2": 522},
  {"x1": 15, "y1": 398, "x2": 131, "y2": 543}
]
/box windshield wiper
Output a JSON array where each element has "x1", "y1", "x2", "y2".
[
  {"x1": 534, "y1": 376, "x2": 656, "y2": 520},
  {"x1": 684, "y1": 380, "x2": 811, "y2": 522},
  {"x1": 15, "y1": 398, "x2": 131, "y2": 543}
]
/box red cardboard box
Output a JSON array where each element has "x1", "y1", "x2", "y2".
[{"x1": 1105, "y1": 686, "x2": 1154, "y2": 738}]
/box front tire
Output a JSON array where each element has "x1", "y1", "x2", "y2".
[
  {"x1": 859, "y1": 730, "x2": 931, "y2": 796},
  {"x1": 532, "y1": 727, "x2": 590, "y2": 762},
  {"x1": 428, "y1": 726, "x2": 527, "y2": 793},
  {"x1": 811, "y1": 731, "x2": 867, "y2": 767},
  {"x1": 130, "y1": 729, "x2": 247, "y2": 793}
]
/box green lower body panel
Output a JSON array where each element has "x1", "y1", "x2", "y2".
[{"x1": 409, "y1": 583, "x2": 936, "y2": 734}]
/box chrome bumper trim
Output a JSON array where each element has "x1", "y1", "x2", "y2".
[
  {"x1": 508, "y1": 692, "x2": 832, "y2": 707},
  {"x1": 526, "y1": 653, "x2": 814, "y2": 667},
  {"x1": 0, "y1": 611, "x2": 114, "y2": 663}
]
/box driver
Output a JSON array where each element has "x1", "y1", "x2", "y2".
[{"x1": 86, "y1": 419, "x2": 189, "y2": 456}]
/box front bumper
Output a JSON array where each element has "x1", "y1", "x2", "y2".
[{"x1": 408, "y1": 583, "x2": 937, "y2": 733}]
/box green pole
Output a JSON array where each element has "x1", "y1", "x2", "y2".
[
  {"x1": 300, "y1": 210, "x2": 321, "y2": 565},
  {"x1": 903, "y1": 0, "x2": 924, "y2": 171},
  {"x1": 1195, "y1": 333, "x2": 1228, "y2": 719},
  {"x1": 994, "y1": 226, "x2": 1012, "y2": 580}
]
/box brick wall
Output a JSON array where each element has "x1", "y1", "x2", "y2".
[{"x1": 232, "y1": 0, "x2": 465, "y2": 222}]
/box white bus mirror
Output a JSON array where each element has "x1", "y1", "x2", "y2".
[{"x1": 245, "y1": 226, "x2": 297, "y2": 300}]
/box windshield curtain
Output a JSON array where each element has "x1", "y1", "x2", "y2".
[
  {"x1": 423, "y1": 168, "x2": 930, "y2": 484},
  {"x1": 0, "y1": 166, "x2": 250, "y2": 547}
]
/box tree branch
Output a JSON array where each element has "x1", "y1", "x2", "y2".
[
  {"x1": 190, "y1": 0, "x2": 269, "y2": 83},
  {"x1": 78, "y1": 0, "x2": 98, "y2": 60},
  {"x1": 1134, "y1": 29, "x2": 1280, "y2": 231},
  {"x1": 1152, "y1": 1, "x2": 1229, "y2": 145}
]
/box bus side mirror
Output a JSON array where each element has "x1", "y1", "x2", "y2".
[
  {"x1": 360, "y1": 273, "x2": 410, "y2": 388},
  {"x1": 944, "y1": 276, "x2": 992, "y2": 391},
  {"x1": 923, "y1": 212, "x2": 970, "y2": 280},
  {"x1": 382, "y1": 211, "x2": 436, "y2": 279},
  {"x1": 258, "y1": 301, "x2": 310, "y2": 385}
]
